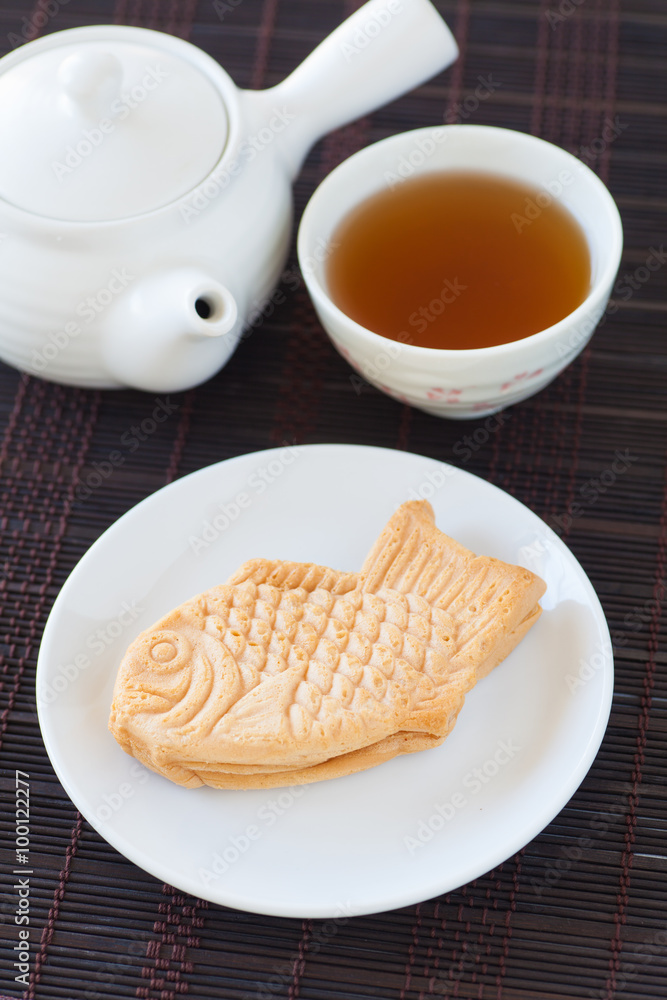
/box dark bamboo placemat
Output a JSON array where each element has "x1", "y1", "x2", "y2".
[{"x1": 0, "y1": 0, "x2": 665, "y2": 997}]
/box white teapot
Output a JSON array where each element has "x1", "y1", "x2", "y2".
[{"x1": 0, "y1": 0, "x2": 457, "y2": 391}]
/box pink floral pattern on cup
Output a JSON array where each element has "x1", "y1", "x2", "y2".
[{"x1": 500, "y1": 368, "x2": 544, "y2": 392}]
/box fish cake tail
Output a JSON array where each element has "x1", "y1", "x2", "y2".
[{"x1": 360, "y1": 500, "x2": 546, "y2": 678}]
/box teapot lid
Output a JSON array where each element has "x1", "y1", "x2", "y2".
[{"x1": 0, "y1": 28, "x2": 230, "y2": 222}]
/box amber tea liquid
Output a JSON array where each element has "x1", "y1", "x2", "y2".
[{"x1": 326, "y1": 171, "x2": 591, "y2": 350}]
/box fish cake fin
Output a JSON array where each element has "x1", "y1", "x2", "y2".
[
  {"x1": 361, "y1": 500, "x2": 546, "y2": 680},
  {"x1": 227, "y1": 558, "x2": 359, "y2": 594}
]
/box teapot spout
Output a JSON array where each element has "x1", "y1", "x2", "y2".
[{"x1": 100, "y1": 268, "x2": 239, "y2": 392}]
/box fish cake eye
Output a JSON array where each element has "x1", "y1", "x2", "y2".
[
  {"x1": 151, "y1": 641, "x2": 177, "y2": 663},
  {"x1": 146, "y1": 631, "x2": 189, "y2": 670}
]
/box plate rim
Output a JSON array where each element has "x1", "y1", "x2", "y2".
[{"x1": 37, "y1": 443, "x2": 614, "y2": 917}]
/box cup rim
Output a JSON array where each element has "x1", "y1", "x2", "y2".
[{"x1": 297, "y1": 124, "x2": 624, "y2": 360}]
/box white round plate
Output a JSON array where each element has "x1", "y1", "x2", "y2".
[{"x1": 37, "y1": 444, "x2": 613, "y2": 918}]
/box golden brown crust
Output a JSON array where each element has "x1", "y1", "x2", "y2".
[
  {"x1": 187, "y1": 731, "x2": 448, "y2": 789},
  {"x1": 227, "y1": 559, "x2": 359, "y2": 594},
  {"x1": 360, "y1": 500, "x2": 546, "y2": 681},
  {"x1": 108, "y1": 579, "x2": 474, "y2": 781},
  {"x1": 108, "y1": 501, "x2": 546, "y2": 789}
]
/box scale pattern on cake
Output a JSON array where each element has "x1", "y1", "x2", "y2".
[{"x1": 109, "y1": 500, "x2": 546, "y2": 788}]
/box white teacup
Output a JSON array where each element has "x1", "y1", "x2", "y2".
[{"x1": 297, "y1": 125, "x2": 623, "y2": 419}]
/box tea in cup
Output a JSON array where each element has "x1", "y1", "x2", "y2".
[{"x1": 297, "y1": 125, "x2": 623, "y2": 418}]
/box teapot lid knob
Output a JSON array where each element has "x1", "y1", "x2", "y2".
[
  {"x1": 58, "y1": 51, "x2": 123, "y2": 120},
  {"x1": 0, "y1": 27, "x2": 231, "y2": 222}
]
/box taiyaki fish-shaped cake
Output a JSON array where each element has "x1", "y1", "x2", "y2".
[{"x1": 109, "y1": 501, "x2": 546, "y2": 789}]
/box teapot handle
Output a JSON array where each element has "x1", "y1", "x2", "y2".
[{"x1": 241, "y1": 0, "x2": 458, "y2": 179}]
